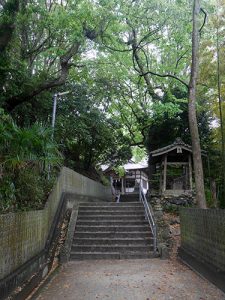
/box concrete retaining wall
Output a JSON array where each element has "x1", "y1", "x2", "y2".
[
  {"x1": 0, "y1": 167, "x2": 111, "y2": 280},
  {"x1": 180, "y1": 208, "x2": 225, "y2": 272}
]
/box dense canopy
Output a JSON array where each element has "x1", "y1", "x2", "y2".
[{"x1": 0, "y1": 0, "x2": 225, "y2": 211}]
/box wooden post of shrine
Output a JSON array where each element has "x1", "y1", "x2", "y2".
[
  {"x1": 163, "y1": 154, "x2": 167, "y2": 193},
  {"x1": 159, "y1": 164, "x2": 163, "y2": 194},
  {"x1": 188, "y1": 154, "x2": 193, "y2": 190}
]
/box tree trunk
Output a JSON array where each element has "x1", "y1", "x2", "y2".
[
  {"x1": 188, "y1": 0, "x2": 207, "y2": 208},
  {"x1": 216, "y1": 24, "x2": 225, "y2": 207}
]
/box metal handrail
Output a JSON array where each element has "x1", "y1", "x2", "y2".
[{"x1": 139, "y1": 187, "x2": 157, "y2": 253}]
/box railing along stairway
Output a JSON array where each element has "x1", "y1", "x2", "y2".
[{"x1": 139, "y1": 186, "x2": 157, "y2": 254}]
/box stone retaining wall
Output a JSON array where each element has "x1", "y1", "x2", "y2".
[
  {"x1": 0, "y1": 167, "x2": 111, "y2": 281},
  {"x1": 180, "y1": 208, "x2": 225, "y2": 272}
]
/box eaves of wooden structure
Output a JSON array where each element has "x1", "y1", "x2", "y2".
[{"x1": 149, "y1": 138, "x2": 196, "y2": 196}]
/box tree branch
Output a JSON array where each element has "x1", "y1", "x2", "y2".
[
  {"x1": 137, "y1": 22, "x2": 165, "y2": 47},
  {"x1": 199, "y1": 8, "x2": 207, "y2": 34},
  {"x1": 101, "y1": 34, "x2": 133, "y2": 53},
  {"x1": 140, "y1": 70, "x2": 189, "y2": 89},
  {"x1": 175, "y1": 49, "x2": 189, "y2": 69},
  {"x1": 4, "y1": 42, "x2": 81, "y2": 111},
  {"x1": 4, "y1": 21, "x2": 105, "y2": 111}
]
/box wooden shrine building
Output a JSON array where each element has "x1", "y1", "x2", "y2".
[
  {"x1": 102, "y1": 161, "x2": 149, "y2": 195},
  {"x1": 149, "y1": 138, "x2": 194, "y2": 196}
]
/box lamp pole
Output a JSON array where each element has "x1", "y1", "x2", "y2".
[
  {"x1": 51, "y1": 91, "x2": 70, "y2": 139},
  {"x1": 48, "y1": 91, "x2": 70, "y2": 179}
]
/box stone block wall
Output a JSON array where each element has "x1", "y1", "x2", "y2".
[
  {"x1": 180, "y1": 208, "x2": 225, "y2": 271},
  {"x1": 0, "y1": 167, "x2": 111, "y2": 280}
]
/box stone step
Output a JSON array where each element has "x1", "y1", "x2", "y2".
[
  {"x1": 74, "y1": 231, "x2": 152, "y2": 239},
  {"x1": 120, "y1": 252, "x2": 159, "y2": 259},
  {"x1": 120, "y1": 195, "x2": 139, "y2": 202},
  {"x1": 71, "y1": 245, "x2": 153, "y2": 252},
  {"x1": 70, "y1": 252, "x2": 120, "y2": 260},
  {"x1": 79, "y1": 202, "x2": 141, "y2": 207},
  {"x1": 78, "y1": 206, "x2": 143, "y2": 212},
  {"x1": 69, "y1": 199, "x2": 156, "y2": 261},
  {"x1": 76, "y1": 220, "x2": 149, "y2": 226},
  {"x1": 70, "y1": 252, "x2": 158, "y2": 260},
  {"x1": 75, "y1": 225, "x2": 151, "y2": 232},
  {"x1": 73, "y1": 238, "x2": 153, "y2": 246},
  {"x1": 78, "y1": 210, "x2": 145, "y2": 216},
  {"x1": 77, "y1": 215, "x2": 146, "y2": 221}
]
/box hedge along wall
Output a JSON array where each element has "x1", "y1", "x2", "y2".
[
  {"x1": 180, "y1": 208, "x2": 225, "y2": 272},
  {"x1": 0, "y1": 167, "x2": 111, "y2": 280}
]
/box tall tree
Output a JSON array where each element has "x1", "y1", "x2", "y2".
[
  {"x1": 216, "y1": 3, "x2": 225, "y2": 206},
  {"x1": 188, "y1": 0, "x2": 207, "y2": 208},
  {"x1": 0, "y1": 0, "x2": 109, "y2": 112}
]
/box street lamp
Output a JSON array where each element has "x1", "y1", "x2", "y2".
[
  {"x1": 48, "y1": 90, "x2": 70, "y2": 180},
  {"x1": 51, "y1": 91, "x2": 70, "y2": 138}
]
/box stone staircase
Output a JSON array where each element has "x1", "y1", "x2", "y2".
[
  {"x1": 70, "y1": 201, "x2": 157, "y2": 260},
  {"x1": 119, "y1": 194, "x2": 139, "y2": 202}
]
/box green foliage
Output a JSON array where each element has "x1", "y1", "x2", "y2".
[
  {"x1": 132, "y1": 147, "x2": 147, "y2": 163},
  {"x1": 0, "y1": 110, "x2": 62, "y2": 171},
  {"x1": 0, "y1": 0, "x2": 223, "y2": 210},
  {"x1": 205, "y1": 187, "x2": 215, "y2": 208},
  {"x1": 15, "y1": 168, "x2": 55, "y2": 211},
  {"x1": 113, "y1": 166, "x2": 125, "y2": 177},
  {"x1": 55, "y1": 83, "x2": 132, "y2": 171},
  {"x1": 0, "y1": 109, "x2": 61, "y2": 212}
]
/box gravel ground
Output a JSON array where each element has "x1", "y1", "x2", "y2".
[{"x1": 35, "y1": 259, "x2": 225, "y2": 300}]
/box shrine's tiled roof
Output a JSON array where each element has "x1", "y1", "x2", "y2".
[{"x1": 150, "y1": 138, "x2": 192, "y2": 157}]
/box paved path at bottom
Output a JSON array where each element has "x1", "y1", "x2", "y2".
[{"x1": 36, "y1": 259, "x2": 225, "y2": 300}]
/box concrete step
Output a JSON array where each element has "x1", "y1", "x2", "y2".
[
  {"x1": 119, "y1": 252, "x2": 159, "y2": 259},
  {"x1": 73, "y1": 238, "x2": 153, "y2": 246},
  {"x1": 79, "y1": 202, "x2": 141, "y2": 207},
  {"x1": 78, "y1": 206, "x2": 143, "y2": 212},
  {"x1": 77, "y1": 215, "x2": 146, "y2": 221},
  {"x1": 70, "y1": 252, "x2": 120, "y2": 260},
  {"x1": 120, "y1": 195, "x2": 139, "y2": 202},
  {"x1": 78, "y1": 210, "x2": 145, "y2": 216},
  {"x1": 74, "y1": 231, "x2": 152, "y2": 239},
  {"x1": 75, "y1": 225, "x2": 151, "y2": 232},
  {"x1": 70, "y1": 252, "x2": 158, "y2": 260},
  {"x1": 71, "y1": 245, "x2": 153, "y2": 252},
  {"x1": 69, "y1": 200, "x2": 156, "y2": 261},
  {"x1": 76, "y1": 220, "x2": 148, "y2": 226}
]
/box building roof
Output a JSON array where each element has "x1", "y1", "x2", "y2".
[
  {"x1": 150, "y1": 138, "x2": 192, "y2": 157},
  {"x1": 101, "y1": 165, "x2": 110, "y2": 172},
  {"x1": 101, "y1": 160, "x2": 148, "y2": 173},
  {"x1": 123, "y1": 161, "x2": 148, "y2": 170}
]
